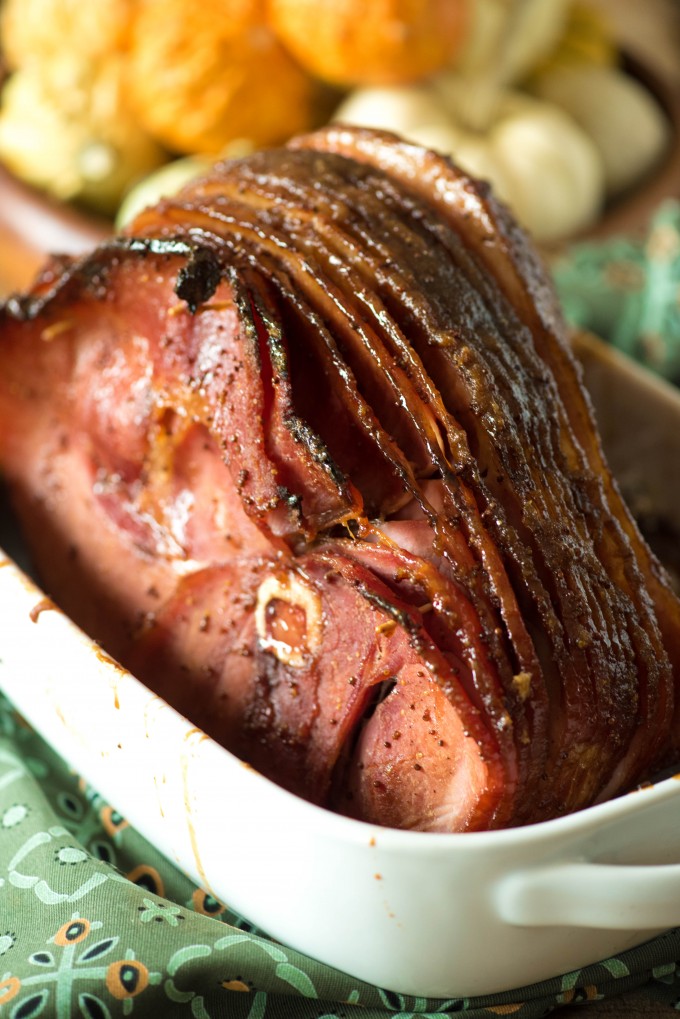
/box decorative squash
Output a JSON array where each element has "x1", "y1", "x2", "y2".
[
  {"x1": 266, "y1": 0, "x2": 470, "y2": 87},
  {"x1": 126, "y1": 0, "x2": 322, "y2": 154},
  {"x1": 0, "y1": 59, "x2": 165, "y2": 215},
  {"x1": 530, "y1": 63, "x2": 671, "y2": 197},
  {"x1": 1, "y1": 0, "x2": 134, "y2": 67}
]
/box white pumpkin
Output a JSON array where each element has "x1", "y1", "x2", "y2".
[
  {"x1": 530, "y1": 63, "x2": 671, "y2": 197},
  {"x1": 450, "y1": 0, "x2": 572, "y2": 131},
  {"x1": 332, "y1": 84, "x2": 453, "y2": 140}
]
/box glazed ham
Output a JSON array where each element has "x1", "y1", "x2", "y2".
[{"x1": 1, "y1": 126, "x2": 680, "y2": 832}]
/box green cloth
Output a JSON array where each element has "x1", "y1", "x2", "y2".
[
  {"x1": 1, "y1": 694, "x2": 680, "y2": 1018},
  {"x1": 553, "y1": 200, "x2": 680, "y2": 384}
]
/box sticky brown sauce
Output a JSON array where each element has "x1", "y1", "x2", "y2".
[
  {"x1": 29, "y1": 596, "x2": 58, "y2": 622},
  {"x1": 94, "y1": 647, "x2": 127, "y2": 675}
]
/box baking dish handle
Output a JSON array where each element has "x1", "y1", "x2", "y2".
[{"x1": 496, "y1": 861, "x2": 680, "y2": 929}]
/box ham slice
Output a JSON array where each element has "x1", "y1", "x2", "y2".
[{"x1": 127, "y1": 549, "x2": 504, "y2": 831}]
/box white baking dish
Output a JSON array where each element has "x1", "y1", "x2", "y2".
[{"x1": 1, "y1": 333, "x2": 680, "y2": 1000}]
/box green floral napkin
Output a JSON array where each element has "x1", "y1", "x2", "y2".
[
  {"x1": 1, "y1": 693, "x2": 680, "y2": 1019},
  {"x1": 553, "y1": 200, "x2": 680, "y2": 384}
]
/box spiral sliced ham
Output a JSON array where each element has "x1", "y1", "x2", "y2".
[{"x1": 1, "y1": 126, "x2": 679, "y2": 832}]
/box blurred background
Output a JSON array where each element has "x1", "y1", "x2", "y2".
[{"x1": 0, "y1": 0, "x2": 677, "y2": 378}]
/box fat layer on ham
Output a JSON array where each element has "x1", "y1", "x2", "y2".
[{"x1": 1, "y1": 126, "x2": 679, "y2": 832}]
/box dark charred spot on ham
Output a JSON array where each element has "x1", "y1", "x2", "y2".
[{"x1": 174, "y1": 246, "x2": 222, "y2": 314}]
